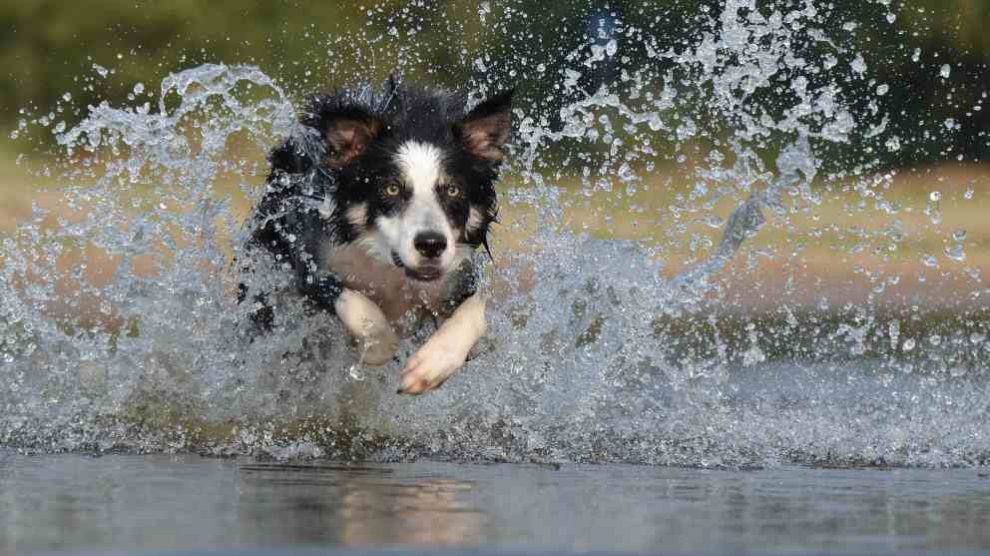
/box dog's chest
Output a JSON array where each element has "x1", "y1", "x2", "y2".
[{"x1": 323, "y1": 244, "x2": 446, "y2": 328}]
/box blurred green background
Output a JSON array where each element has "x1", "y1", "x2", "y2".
[{"x1": 1, "y1": 0, "x2": 987, "y2": 167}]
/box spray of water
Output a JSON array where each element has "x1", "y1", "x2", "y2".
[{"x1": 2, "y1": 2, "x2": 988, "y2": 467}]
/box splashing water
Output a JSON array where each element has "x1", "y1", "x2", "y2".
[{"x1": 2, "y1": 2, "x2": 989, "y2": 467}]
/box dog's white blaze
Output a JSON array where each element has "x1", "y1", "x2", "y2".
[
  {"x1": 373, "y1": 140, "x2": 457, "y2": 271},
  {"x1": 397, "y1": 141, "x2": 443, "y2": 195}
]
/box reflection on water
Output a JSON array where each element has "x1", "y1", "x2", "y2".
[
  {"x1": 238, "y1": 464, "x2": 484, "y2": 546},
  {"x1": 2, "y1": 452, "x2": 990, "y2": 554}
]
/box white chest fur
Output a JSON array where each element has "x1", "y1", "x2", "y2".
[{"x1": 323, "y1": 244, "x2": 447, "y2": 333}]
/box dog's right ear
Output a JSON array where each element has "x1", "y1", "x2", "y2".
[
  {"x1": 457, "y1": 88, "x2": 514, "y2": 162},
  {"x1": 321, "y1": 109, "x2": 386, "y2": 169}
]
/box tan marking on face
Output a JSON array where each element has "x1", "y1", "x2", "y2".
[
  {"x1": 346, "y1": 203, "x2": 368, "y2": 228},
  {"x1": 466, "y1": 206, "x2": 483, "y2": 233}
]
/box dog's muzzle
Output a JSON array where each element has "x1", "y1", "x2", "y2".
[{"x1": 391, "y1": 251, "x2": 442, "y2": 282}]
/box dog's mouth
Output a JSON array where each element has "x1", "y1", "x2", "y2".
[{"x1": 391, "y1": 251, "x2": 443, "y2": 282}]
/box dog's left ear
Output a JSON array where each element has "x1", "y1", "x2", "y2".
[
  {"x1": 323, "y1": 111, "x2": 385, "y2": 169},
  {"x1": 457, "y1": 89, "x2": 514, "y2": 162}
]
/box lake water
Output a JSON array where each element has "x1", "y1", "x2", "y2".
[{"x1": 3, "y1": 451, "x2": 990, "y2": 555}]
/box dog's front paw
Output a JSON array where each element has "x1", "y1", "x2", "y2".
[
  {"x1": 336, "y1": 289, "x2": 399, "y2": 366},
  {"x1": 398, "y1": 332, "x2": 471, "y2": 395},
  {"x1": 355, "y1": 327, "x2": 400, "y2": 366}
]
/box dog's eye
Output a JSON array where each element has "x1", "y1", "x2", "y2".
[
  {"x1": 443, "y1": 184, "x2": 461, "y2": 198},
  {"x1": 384, "y1": 183, "x2": 402, "y2": 197}
]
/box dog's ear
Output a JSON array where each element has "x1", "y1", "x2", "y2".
[
  {"x1": 457, "y1": 89, "x2": 514, "y2": 162},
  {"x1": 322, "y1": 110, "x2": 385, "y2": 169}
]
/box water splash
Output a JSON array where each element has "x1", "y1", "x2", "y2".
[{"x1": 2, "y1": 2, "x2": 988, "y2": 467}]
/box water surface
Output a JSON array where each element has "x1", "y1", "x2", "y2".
[{"x1": 4, "y1": 452, "x2": 990, "y2": 555}]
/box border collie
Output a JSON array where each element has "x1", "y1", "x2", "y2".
[{"x1": 240, "y1": 77, "x2": 512, "y2": 395}]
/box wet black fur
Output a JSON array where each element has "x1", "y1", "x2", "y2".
[{"x1": 240, "y1": 79, "x2": 510, "y2": 332}]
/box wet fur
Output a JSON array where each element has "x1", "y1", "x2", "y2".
[{"x1": 239, "y1": 78, "x2": 512, "y2": 394}]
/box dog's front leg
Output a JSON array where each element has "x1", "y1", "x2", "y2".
[
  {"x1": 335, "y1": 289, "x2": 399, "y2": 366},
  {"x1": 398, "y1": 293, "x2": 486, "y2": 395}
]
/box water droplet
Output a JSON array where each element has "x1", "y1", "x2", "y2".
[
  {"x1": 347, "y1": 365, "x2": 366, "y2": 381},
  {"x1": 944, "y1": 244, "x2": 966, "y2": 262},
  {"x1": 851, "y1": 55, "x2": 867, "y2": 74},
  {"x1": 939, "y1": 64, "x2": 951, "y2": 78},
  {"x1": 605, "y1": 39, "x2": 618, "y2": 57}
]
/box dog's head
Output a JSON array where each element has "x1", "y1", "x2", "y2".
[{"x1": 303, "y1": 83, "x2": 512, "y2": 283}]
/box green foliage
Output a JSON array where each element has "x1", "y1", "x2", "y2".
[{"x1": 1, "y1": 0, "x2": 987, "y2": 167}]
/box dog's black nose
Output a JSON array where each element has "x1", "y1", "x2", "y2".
[{"x1": 414, "y1": 232, "x2": 447, "y2": 259}]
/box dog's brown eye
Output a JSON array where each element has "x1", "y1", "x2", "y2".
[
  {"x1": 384, "y1": 183, "x2": 401, "y2": 196},
  {"x1": 444, "y1": 185, "x2": 461, "y2": 198}
]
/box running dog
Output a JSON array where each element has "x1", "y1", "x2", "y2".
[{"x1": 240, "y1": 78, "x2": 512, "y2": 395}]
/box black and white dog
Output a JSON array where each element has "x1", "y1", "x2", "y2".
[{"x1": 240, "y1": 78, "x2": 512, "y2": 395}]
